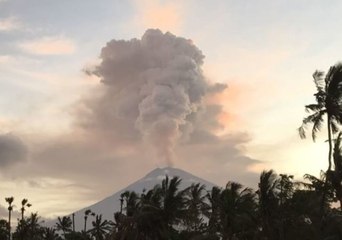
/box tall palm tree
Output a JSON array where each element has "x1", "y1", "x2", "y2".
[
  {"x1": 298, "y1": 63, "x2": 342, "y2": 172},
  {"x1": 72, "y1": 213, "x2": 75, "y2": 232},
  {"x1": 88, "y1": 215, "x2": 111, "y2": 240},
  {"x1": 120, "y1": 191, "x2": 139, "y2": 217},
  {"x1": 183, "y1": 183, "x2": 208, "y2": 232},
  {"x1": 328, "y1": 132, "x2": 342, "y2": 208},
  {"x1": 20, "y1": 199, "x2": 31, "y2": 221},
  {"x1": 258, "y1": 170, "x2": 280, "y2": 240},
  {"x1": 159, "y1": 176, "x2": 185, "y2": 228},
  {"x1": 55, "y1": 216, "x2": 72, "y2": 237},
  {"x1": 219, "y1": 182, "x2": 257, "y2": 240},
  {"x1": 84, "y1": 209, "x2": 95, "y2": 233},
  {"x1": 41, "y1": 227, "x2": 60, "y2": 240},
  {"x1": 5, "y1": 196, "x2": 14, "y2": 240},
  {"x1": 206, "y1": 186, "x2": 222, "y2": 237},
  {"x1": 15, "y1": 212, "x2": 43, "y2": 240}
]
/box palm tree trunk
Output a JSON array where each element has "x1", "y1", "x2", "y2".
[
  {"x1": 321, "y1": 116, "x2": 333, "y2": 213},
  {"x1": 8, "y1": 210, "x2": 11, "y2": 240},
  {"x1": 72, "y1": 213, "x2": 75, "y2": 232},
  {"x1": 84, "y1": 217, "x2": 87, "y2": 233},
  {"x1": 327, "y1": 115, "x2": 333, "y2": 171}
]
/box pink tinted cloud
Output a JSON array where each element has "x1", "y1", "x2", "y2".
[
  {"x1": 133, "y1": 0, "x2": 183, "y2": 33},
  {"x1": 19, "y1": 36, "x2": 76, "y2": 55},
  {"x1": 0, "y1": 17, "x2": 21, "y2": 31}
]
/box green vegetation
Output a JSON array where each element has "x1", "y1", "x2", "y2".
[{"x1": 2, "y1": 169, "x2": 342, "y2": 240}]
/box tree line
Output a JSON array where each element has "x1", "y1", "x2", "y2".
[{"x1": 1, "y1": 167, "x2": 342, "y2": 240}]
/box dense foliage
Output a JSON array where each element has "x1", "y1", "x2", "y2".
[{"x1": 2, "y1": 169, "x2": 342, "y2": 240}]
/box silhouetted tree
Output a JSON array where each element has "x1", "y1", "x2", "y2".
[
  {"x1": 219, "y1": 182, "x2": 257, "y2": 240},
  {"x1": 206, "y1": 186, "x2": 221, "y2": 238},
  {"x1": 88, "y1": 215, "x2": 111, "y2": 240},
  {"x1": 299, "y1": 63, "x2": 342, "y2": 170},
  {"x1": 5, "y1": 196, "x2": 14, "y2": 240},
  {"x1": 159, "y1": 176, "x2": 185, "y2": 228},
  {"x1": 298, "y1": 63, "x2": 342, "y2": 211},
  {"x1": 328, "y1": 132, "x2": 342, "y2": 209},
  {"x1": 55, "y1": 216, "x2": 72, "y2": 237},
  {"x1": 20, "y1": 199, "x2": 31, "y2": 222},
  {"x1": 183, "y1": 183, "x2": 208, "y2": 232},
  {"x1": 0, "y1": 219, "x2": 9, "y2": 240},
  {"x1": 83, "y1": 209, "x2": 95, "y2": 233},
  {"x1": 41, "y1": 227, "x2": 60, "y2": 240},
  {"x1": 258, "y1": 170, "x2": 279, "y2": 239},
  {"x1": 13, "y1": 213, "x2": 43, "y2": 240}
]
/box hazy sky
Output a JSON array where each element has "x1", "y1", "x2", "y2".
[{"x1": 1, "y1": 0, "x2": 342, "y2": 219}]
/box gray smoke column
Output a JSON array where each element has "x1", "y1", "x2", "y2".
[{"x1": 89, "y1": 29, "x2": 216, "y2": 166}]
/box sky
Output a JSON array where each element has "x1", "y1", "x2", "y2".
[{"x1": 0, "y1": 0, "x2": 342, "y2": 219}]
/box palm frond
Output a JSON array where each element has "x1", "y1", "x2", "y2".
[
  {"x1": 299, "y1": 110, "x2": 326, "y2": 141},
  {"x1": 313, "y1": 70, "x2": 325, "y2": 92},
  {"x1": 311, "y1": 111, "x2": 325, "y2": 141},
  {"x1": 325, "y1": 63, "x2": 342, "y2": 87},
  {"x1": 305, "y1": 104, "x2": 322, "y2": 113},
  {"x1": 331, "y1": 119, "x2": 340, "y2": 134},
  {"x1": 298, "y1": 125, "x2": 306, "y2": 139},
  {"x1": 314, "y1": 90, "x2": 326, "y2": 105}
]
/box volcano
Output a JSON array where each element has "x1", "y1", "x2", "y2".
[{"x1": 51, "y1": 167, "x2": 216, "y2": 231}]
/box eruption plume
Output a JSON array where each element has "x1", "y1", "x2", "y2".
[{"x1": 88, "y1": 29, "x2": 224, "y2": 165}]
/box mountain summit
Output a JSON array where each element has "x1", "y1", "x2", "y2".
[{"x1": 57, "y1": 167, "x2": 216, "y2": 231}]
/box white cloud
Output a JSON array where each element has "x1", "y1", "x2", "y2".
[
  {"x1": 0, "y1": 55, "x2": 14, "y2": 64},
  {"x1": 19, "y1": 36, "x2": 76, "y2": 55}
]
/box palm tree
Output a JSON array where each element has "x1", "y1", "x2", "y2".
[
  {"x1": 83, "y1": 209, "x2": 95, "y2": 233},
  {"x1": 55, "y1": 216, "x2": 72, "y2": 237},
  {"x1": 257, "y1": 170, "x2": 280, "y2": 239},
  {"x1": 206, "y1": 186, "x2": 222, "y2": 237},
  {"x1": 327, "y1": 132, "x2": 342, "y2": 208},
  {"x1": 88, "y1": 215, "x2": 111, "y2": 240},
  {"x1": 5, "y1": 196, "x2": 14, "y2": 240},
  {"x1": 219, "y1": 182, "x2": 257, "y2": 240},
  {"x1": 20, "y1": 199, "x2": 31, "y2": 221},
  {"x1": 0, "y1": 220, "x2": 8, "y2": 240},
  {"x1": 183, "y1": 183, "x2": 208, "y2": 232},
  {"x1": 71, "y1": 213, "x2": 75, "y2": 232},
  {"x1": 120, "y1": 191, "x2": 139, "y2": 217},
  {"x1": 159, "y1": 175, "x2": 186, "y2": 228},
  {"x1": 41, "y1": 227, "x2": 60, "y2": 240},
  {"x1": 14, "y1": 212, "x2": 43, "y2": 240},
  {"x1": 298, "y1": 63, "x2": 342, "y2": 173}
]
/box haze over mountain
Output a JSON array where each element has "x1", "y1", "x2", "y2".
[{"x1": 50, "y1": 167, "x2": 216, "y2": 231}]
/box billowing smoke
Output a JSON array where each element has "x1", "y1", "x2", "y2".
[{"x1": 87, "y1": 29, "x2": 225, "y2": 165}]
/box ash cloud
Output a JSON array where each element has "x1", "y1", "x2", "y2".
[
  {"x1": 1, "y1": 30, "x2": 262, "y2": 212},
  {"x1": 0, "y1": 134, "x2": 27, "y2": 167},
  {"x1": 85, "y1": 29, "x2": 224, "y2": 166}
]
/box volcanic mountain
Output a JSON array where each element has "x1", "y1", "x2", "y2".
[{"x1": 52, "y1": 167, "x2": 216, "y2": 231}]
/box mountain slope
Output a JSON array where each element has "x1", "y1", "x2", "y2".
[{"x1": 52, "y1": 167, "x2": 216, "y2": 231}]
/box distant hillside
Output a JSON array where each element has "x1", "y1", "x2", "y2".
[{"x1": 49, "y1": 167, "x2": 217, "y2": 231}]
